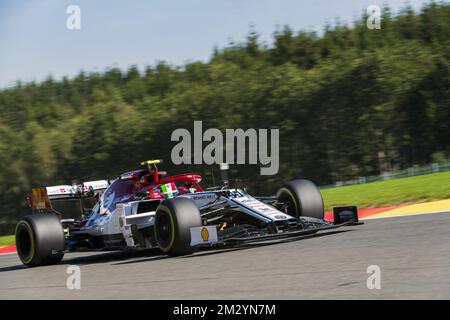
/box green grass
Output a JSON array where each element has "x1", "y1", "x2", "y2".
[
  {"x1": 0, "y1": 235, "x2": 15, "y2": 247},
  {"x1": 321, "y1": 171, "x2": 450, "y2": 210}
]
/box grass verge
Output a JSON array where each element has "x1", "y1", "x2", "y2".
[
  {"x1": 321, "y1": 171, "x2": 450, "y2": 210},
  {"x1": 0, "y1": 235, "x2": 15, "y2": 247}
]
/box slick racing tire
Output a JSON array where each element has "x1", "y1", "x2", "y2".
[
  {"x1": 276, "y1": 179, "x2": 324, "y2": 220},
  {"x1": 15, "y1": 213, "x2": 65, "y2": 267},
  {"x1": 154, "y1": 197, "x2": 202, "y2": 256}
]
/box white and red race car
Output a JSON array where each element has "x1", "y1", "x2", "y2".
[{"x1": 15, "y1": 160, "x2": 360, "y2": 267}]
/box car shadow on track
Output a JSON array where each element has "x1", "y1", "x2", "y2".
[
  {"x1": 62, "y1": 248, "x2": 167, "y2": 266},
  {"x1": 181, "y1": 230, "x2": 352, "y2": 259},
  {"x1": 110, "y1": 229, "x2": 352, "y2": 265},
  {"x1": 0, "y1": 229, "x2": 353, "y2": 271},
  {"x1": 0, "y1": 249, "x2": 166, "y2": 272},
  {"x1": 0, "y1": 264, "x2": 28, "y2": 272}
]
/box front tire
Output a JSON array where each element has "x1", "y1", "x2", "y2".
[
  {"x1": 276, "y1": 179, "x2": 324, "y2": 220},
  {"x1": 15, "y1": 213, "x2": 65, "y2": 267},
  {"x1": 154, "y1": 197, "x2": 202, "y2": 256}
]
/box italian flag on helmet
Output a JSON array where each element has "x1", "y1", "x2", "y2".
[{"x1": 161, "y1": 182, "x2": 177, "y2": 199}]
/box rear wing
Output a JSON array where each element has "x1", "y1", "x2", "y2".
[
  {"x1": 27, "y1": 180, "x2": 110, "y2": 218},
  {"x1": 45, "y1": 180, "x2": 110, "y2": 200}
]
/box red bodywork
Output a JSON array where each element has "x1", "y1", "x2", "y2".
[{"x1": 101, "y1": 165, "x2": 204, "y2": 211}]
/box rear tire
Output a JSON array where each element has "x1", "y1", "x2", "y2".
[
  {"x1": 15, "y1": 213, "x2": 65, "y2": 267},
  {"x1": 276, "y1": 179, "x2": 324, "y2": 220},
  {"x1": 154, "y1": 198, "x2": 202, "y2": 256}
]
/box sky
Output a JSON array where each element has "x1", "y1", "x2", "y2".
[{"x1": 0, "y1": 0, "x2": 433, "y2": 88}]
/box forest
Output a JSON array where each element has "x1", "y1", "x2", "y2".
[{"x1": 0, "y1": 2, "x2": 449, "y2": 234}]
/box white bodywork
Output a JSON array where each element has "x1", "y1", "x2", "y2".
[{"x1": 69, "y1": 185, "x2": 295, "y2": 249}]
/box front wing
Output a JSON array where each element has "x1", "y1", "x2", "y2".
[{"x1": 190, "y1": 219, "x2": 362, "y2": 248}]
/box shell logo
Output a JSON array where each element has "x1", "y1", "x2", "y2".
[{"x1": 201, "y1": 227, "x2": 209, "y2": 241}]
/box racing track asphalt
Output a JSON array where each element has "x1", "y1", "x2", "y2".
[{"x1": 1, "y1": 211, "x2": 450, "y2": 299}]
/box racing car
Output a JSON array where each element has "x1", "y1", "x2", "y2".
[{"x1": 15, "y1": 160, "x2": 360, "y2": 267}]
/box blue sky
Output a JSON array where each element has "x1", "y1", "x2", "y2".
[{"x1": 0, "y1": 0, "x2": 432, "y2": 87}]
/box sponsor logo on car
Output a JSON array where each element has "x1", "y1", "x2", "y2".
[{"x1": 201, "y1": 227, "x2": 209, "y2": 241}]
